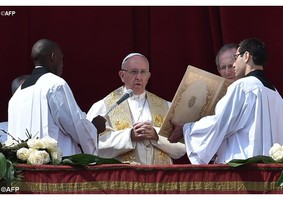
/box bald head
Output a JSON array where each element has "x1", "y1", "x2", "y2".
[
  {"x1": 31, "y1": 39, "x2": 64, "y2": 76},
  {"x1": 31, "y1": 39, "x2": 59, "y2": 62}
]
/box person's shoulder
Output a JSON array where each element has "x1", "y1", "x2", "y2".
[
  {"x1": 229, "y1": 76, "x2": 263, "y2": 92},
  {"x1": 237, "y1": 76, "x2": 262, "y2": 85},
  {"x1": 103, "y1": 87, "x2": 123, "y2": 100},
  {"x1": 89, "y1": 99, "x2": 105, "y2": 108},
  {"x1": 36, "y1": 73, "x2": 70, "y2": 94},
  {"x1": 41, "y1": 73, "x2": 67, "y2": 85},
  {"x1": 146, "y1": 91, "x2": 169, "y2": 102}
]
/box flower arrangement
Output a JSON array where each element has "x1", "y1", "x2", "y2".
[
  {"x1": 228, "y1": 143, "x2": 283, "y2": 187},
  {"x1": 0, "y1": 129, "x2": 121, "y2": 191},
  {"x1": 15, "y1": 137, "x2": 62, "y2": 165},
  {"x1": 0, "y1": 130, "x2": 62, "y2": 188},
  {"x1": 0, "y1": 130, "x2": 62, "y2": 165}
]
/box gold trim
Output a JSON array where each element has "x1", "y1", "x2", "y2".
[
  {"x1": 159, "y1": 65, "x2": 232, "y2": 142},
  {"x1": 103, "y1": 86, "x2": 172, "y2": 164},
  {"x1": 17, "y1": 181, "x2": 283, "y2": 193}
]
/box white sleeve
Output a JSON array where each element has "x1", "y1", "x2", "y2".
[
  {"x1": 86, "y1": 99, "x2": 136, "y2": 158},
  {"x1": 86, "y1": 99, "x2": 106, "y2": 121},
  {"x1": 183, "y1": 83, "x2": 256, "y2": 164},
  {"x1": 48, "y1": 83, "x2": 98, "y2": 155},
  {"x1": 151, "y1": 127, "x2": 186, "y2": 159}
]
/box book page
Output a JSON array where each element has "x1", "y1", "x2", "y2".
[{"x1": 159, "y1": 65, "x2": 232, "y2": 143}]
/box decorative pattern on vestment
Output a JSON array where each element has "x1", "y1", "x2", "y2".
[
  {"x1": 104, "y1": 87, "x2": 132, "y2": 130},
  {"x1": 153, "y1": 149, "x2": 171, "y2": 164},
  {"x1": 104, "y1": 86, "x2": 171, "y2": 164}
]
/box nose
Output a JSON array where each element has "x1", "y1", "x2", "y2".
[
  {"x1": 134, "y1": 71, "x2": 144, "y2": 79},
  {"x1": 225, "y1": 68, "x2": 233, "y2": 74}
]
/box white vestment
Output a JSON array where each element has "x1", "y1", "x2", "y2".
[
  {"x1": 87, "y1": 87, "x2": 186, "y2": 165},
  {"x1": 8, "y1": 71, "x2": 98, "y2": 156},
  {"x1": 183, "y1": 76, "x2": 283, "y2": 164}
]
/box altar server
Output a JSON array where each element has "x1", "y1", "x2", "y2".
[
  {"x1": 8, "y1": 38, "x2": 106, "y2": 156},
  {"x1": 168, "y1": 38, "x2": 283, "y2": 164}
]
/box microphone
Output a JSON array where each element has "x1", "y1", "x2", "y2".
[{"x1": 103, "y1": 89, "x2": 134, "y2": 117}]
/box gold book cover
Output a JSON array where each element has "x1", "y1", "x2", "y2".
[{"x1": 159, "y1": 65, "x2": 232, "y2": 143}]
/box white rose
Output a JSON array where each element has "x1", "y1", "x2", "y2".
[
  {"x1": 37, "y1": 150, "x2": 51, "y2": 164},
  {"x1": 269, "y1": 143, "x2": 283, "y2": 162},
  {"x1": 27, "y1": 149, "x2": 50, "y2": 165},
  {"x1": 41, "y1": 137, "x2": 58, "y2": 151},
  {"x1": 269, "y1": 143, "x2": 282, "y2": 155},
  {"x1": 271, "y1": 151, "x2": 283, "y2": 162},
  {"x1": 27, "y1": 138, "x2": 45, "y2": 149},
  {"x1": 27, "y1": 150, "x2": 44, "y2": 165},
  {"x1": 50, "y1": 148, "x2": 62, "y2": 164},
  {"x1": 16, "y1": 147, "x2": 30, "y2": 161}
]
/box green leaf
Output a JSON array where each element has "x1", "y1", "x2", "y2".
[
  {"x1": 276, "y1": 171, "x2": 283, "y2": 187},
  {"x1": 5, "y1": 160, "x2": 15, "y2": 187},
  {"x1": 0, "y1": 153, "x2": 7, "y2": 178},
  {"x1": 228, "y1": 155, "x2": 277, "y2": 167},
  {"x1": 61, "y1": 154, "x2": 121, "y2": 166},
  {"x1": 0, "y1": 153, "x2": 15, "y2": 187}
]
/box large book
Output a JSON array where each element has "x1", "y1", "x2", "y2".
[{"x1": 159, "y1": 65, "x2": 232, "y2": 143}]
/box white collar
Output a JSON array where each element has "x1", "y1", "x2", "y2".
[
  {"x1": 123, "y1": 87, "x2": 146, "y2": 101},
  {"x1": 35, "y1": 66, "x2": 44, "y2": 68},
  {"x1": 131, "y1": 92, "x2": 146, "y2": 101}
]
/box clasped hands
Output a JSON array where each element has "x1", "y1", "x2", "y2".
[
  {"x1": 131, "y1": 121, "x2": 159, "y2": 141},
  {"x1": 91, "y1": 116, "x2": 184, "y2": 143}
]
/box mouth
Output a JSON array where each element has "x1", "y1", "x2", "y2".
[{"x1": 134, "y1": 82, "x2": 142, "y2": 86}]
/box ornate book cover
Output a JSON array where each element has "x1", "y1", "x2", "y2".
[{"x1": 159, "y1": 65, "x2": 232, "y2": 143}]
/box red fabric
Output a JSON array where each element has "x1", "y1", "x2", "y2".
[
  {"x1": 1, "y1": 6, "x2": 283, "y2": 122},
  {"x1": 15, "y1": 163, "x2": 283, "y2": 194}
]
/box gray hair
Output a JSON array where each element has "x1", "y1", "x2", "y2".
[{"x1": 215, "y1": 43, "x2": 238, "y2": 69}]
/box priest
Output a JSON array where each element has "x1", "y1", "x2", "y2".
[{"x1": 87, "y1": 53, "x2": 186, "y2": 165}]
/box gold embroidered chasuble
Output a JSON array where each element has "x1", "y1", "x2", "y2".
[{"x1": 104, "y1": 86, "x2": 172, "y2": 164}]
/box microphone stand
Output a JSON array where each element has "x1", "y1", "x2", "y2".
[
  {"x1": 102, "y1": 104, "x2": 117, "y2": 117},
  {"x1": 102, "y1": 89, "x2": 133, "y2": 117}
]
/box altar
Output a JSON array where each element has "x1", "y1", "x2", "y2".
[{"x1": 14, "y1": 163, "x2": 283, "y2": 194}]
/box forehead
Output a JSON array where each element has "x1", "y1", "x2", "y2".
[
  {"x1": 219, "y1": 48, "x2": 236, "y2": 64},
  {"x1": 124, "y1": 56, "x2": 149, "y2": 69}
]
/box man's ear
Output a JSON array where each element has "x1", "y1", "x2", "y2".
[
  {"x1": 119, "y1": 70, "x2": 125, "y2": 83},
  {"x1": 147, "y1": 72, "x2": 151, "y2": 79},
  {"x1": 50, "y1": 52, "x2": 56, "y2": 63},
  {"x1": 244, "y1": 51, "x2": 252, "y2": 63}
]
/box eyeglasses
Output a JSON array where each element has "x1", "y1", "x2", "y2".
[
  {"x1": 121, "y1": 69, "x2": 149, "y2": 76},
  {"x1": 232, "y1": 53, "x2": 244, "y2": 61},
  {"x1": 219, "y1": 64, "x2": 234, "y2": 71}
]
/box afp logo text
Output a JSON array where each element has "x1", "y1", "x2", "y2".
[{"x1": 1, "y1": 11, "x2": 16, "y2": 16}]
